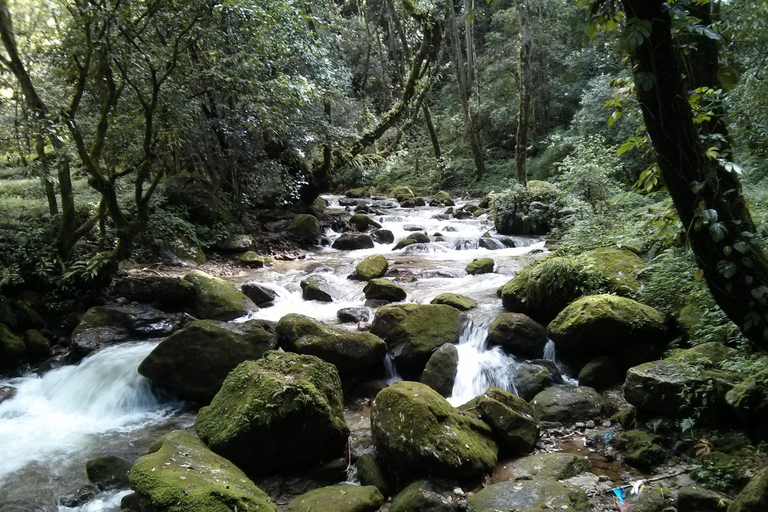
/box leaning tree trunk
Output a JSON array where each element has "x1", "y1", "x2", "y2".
[
  {"x1": 621, "y1": 0, "x2": 768, "y2": 348},
  {"x1": 515, "y1": 2, "x2": 531, "y2": 186}
]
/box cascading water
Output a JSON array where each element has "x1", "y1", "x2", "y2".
[{"x1": 543, "y1": 339, "x2": 557, "y2": 363}]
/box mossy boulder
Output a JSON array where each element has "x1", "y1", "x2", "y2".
[
  {"x1": 531, "y1": 386, "x2": 605, "y2": 424},
  {"x1": 467, "y1": 479, "x2": 589, "y2": 512},
  {"x1": 616, "y1": 430, "x2": 666, "y2": 470},
  {"x1": 24, "y1": 329, "x2": 50, "y2": 363},
  {"x1": 509, "y1": 452, "x2": 592, "y2": 480},
  {"x1": 0, "y1": 323, "x2": 26, "y2": 365},
  {"x1": 183, "y1": 270, "x2": 257, "y2": 321},
  {"x1": 499, "y1": 247, "x2": 643, "y2": 322},
  {"x1": 356, "y1": 454, "x2": 390, "y2": 496},
  {"x1": 390, "y1": 186, "x2": 415, "y2": 199},
  {"x1": 113, "y1": 276, "x2": 196, "y2": 311},
  {"x1": 371, "y1": 304, "x2": 464, "y2": 378},
  {"x1": 472, "y1": 387, "x2": 540, "y2": 455},
  {"x1": 363, "y1": 278, "x2": 407, "y2": 303},
  {"x1": 354, "y1": 254, "x2": 389, "y2": 281},
  {"x1": 300, "y1": 277, "x2": 334, "y2": 302},
  {"x1": 431, "y1": 293, "x2": 477, "y2": 311},
  {"x1": 228, "y1": 251, "x2": 272, "y2": 268},
  {"x1": 138, "y1": 319, "x2": 277, "y2": 404},
  {"x1": 400, "y1": 196, "x2": 427, "y2": 208},
  {"x1": 548, "y1": 294, "x2": 669, "y2": 358},
  {"x1": 678, "y1": 486, "x2": 729, "y2": 512},
  {"x1": 514, "y1": 363, "x2": 552, "y2": 401},
  {"x1": 429, "y1": 192, "x2": 455, "y2": 207},
  {"x1": 287, "y1": 485, "x2": 383, "y2": 512},
  {"x1": 287, "y1": 214, "x2": 321, "y2": 242},
  {"x1": 421, "y1": 343, "x2": 459, "y2": 398},
  {"x1": 393, "y1": 232, "x2": 430, "y2": 250},
  {"x1": 129, "y1": 430, "x2": 276, "y2": 512},
  {"x1": 194, "y1": 352, "x2": 349, "y2": 474},
  {"x1": 390, "y1": 480, "x2": 463, "y2": 512},
  {"x1": 578, "y1": 356, "x2": 619, "y2": 390},
  {"x1": 349, "y1": 214, "x2": 382, "y2": 232},
  {"x1": 728, "y1": 467, "x2": 768, "y2": 512},
  {"x1": 726, "y1": 368, "x2": 768, "y2": 429},
  {"x1": 466, "y1": 258, "x2": 494, "y2": 275},
  {"x1": 241, "y1": 283, "x2": 277, "y2": 306},
  {"x1": 86, "y1": 455, "x2": 132, "y2": 491},
  {"x1": 487, "y1": 312, "x2": 548, "y2": 359},
  {"x1": 372, "y1": 229, "x2": 395, "y2": 244},
  {"x1": 214, "y1": 233, "x2": 255, "y2": 252},
  {"x1": 276, "y1": 313, "x2": 387, "y2": 373},
  {"x1": 346, "y1": 188, "x2": 370, "y2": 198},
  {"x1": 668, "y1": 342, "x2": 738, "y2": 365},
  {"x1": 372, "y1": 381, "x2": 498, "y2": 480},
  {"x1": 333, "y1": 233, "x2": 375, "y2": 250},
  {"x1": 160, "y1": 233, "x2": 207, "y2": 265}
]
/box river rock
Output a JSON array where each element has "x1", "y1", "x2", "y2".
[
  {"x1": 0, "y1": 385, "x2": 17, "y2": 404},
  {"x1": 390, "y1": 480, "x2": 463, "y2": 512},
  {"x1": 58, "y1": 485, "x2": 99, "y2": 508},
  {"x1": 70, "y1": 305, "x2": 184, "y2": 355},
  {"x1": 466, "y1": 258, "x2": 494, "y2": 275},
  {"x1": 393, "y1": 232, "x2": 429, "y2": 250},
  {"x1": 372, "y1": 381, "x2": 497, "y2": 480},
  {"x1": 548, "y1": 294, "x2": 669, "y2": 358},
  {"x1": 354, "y1": 254, "x2": 389, "y2": 281},
  {"x1": 678, "y1": 486, "x2": 729, "y2": 512},
  {"x1": 371, "y1": 229, "x2": 395, "y2": 244},
  {"x1": 726, "y1": 368, "x2": 768, "y2": 429},
  {"x1": 301, "y1": 277, "x2": 334, "y2": 302},
  {"x1": 531, "y1": 385, "x2": 604, "y2": 424},
  {"x1": 183, "y1": 270, "x2": 257, "y2": 321},
  {"x1": 467, "y1": 479, "x2": 589, "y2": 512},
  {"x1": 430, "y1": 293, "x2": 477, "y2": 311},
  {"x1": 287, "y1": 214, "x2": 321, "y2": 242},
  {"x1": 228, "y1": 251, "x2": 272, "y2": 268},
  {"x1": 333, "y1": 233, "x2": 375, "y2": 250},
  {"x1": 349, "y1": 214, "x2": 382, "y2": 232},
  {"x1": 371, "y1": 304, "x2": 464, "y2": 378},
  {"x1": 241, "y1": 283, "x2": 277, "y2": 306},
  {"x1": 86, "y1": 455, "x2": 131, "y2": 490},
  {"x1": 0, "y1": 323, "x2": 26, "y2": 364},
  {"x1": 478, "y1": 238, "x2": 505, "y2": 251},
  {"x1": 514, "y1": 363, "x2": 552, "y2": 401},
  {"x1": 578, "y1": 356, "x2": 619, "y2": 390},
  {"x1": 429, "y1": 191, "x2": 455, "y2": 207},
  {"x1": 129, "y1": 430, "x2": 276, "y2": 512},
  {"x1": 421, "y1": 343, "x2": 459, "y2": 398},
  {"x1": 390, "y1": 186, "x2": 414, "y2": 200},
  {"x1": 138, "y1": 319, "x2": 277, "y2": 403},
  {"x1": 729, "y1": 467, "x2": 768, "y2": 512},
  {"x1": 214, "y1": 233, "x2": 255, "y2": 252},
  {"x1": 195, "y1": 352, "x2": 349, "y2": 474},
  {"x1": 487, "y1": 312, "x2": 548, "y2": 359},
  {"x1": 346, "y1": 187, "x2": 370, "y2": 198},
  {"x1": 400, "y1": 196, "x2": 426, "y2": 208},
  {"x1": 472, "y1": 387, "x2": 540, "y2": 455},
  {"x1": 276, "y1": 313, "x2": 387, "y2": 373},
  {"x1": 337, "y1": 307, "x2": 371, "y2": 323},
  {"x1": 112, "y1": 276, "x2": 196, "y2": 311},
  {"x1": 356, "y1": 454, "x2": 390, "y2": 496},
  {"x1": 286, "y1": 485, "x2": 383, "y2": 512},
  {"x1": 363, "y1": 279, "x2": 406, "y2": 303},
  {"x1": 22, "y1": 329, "x2": 50, "y2": 361},
  {"x1": 616, "y1": 430, "x2": 666, "y2": 470}
]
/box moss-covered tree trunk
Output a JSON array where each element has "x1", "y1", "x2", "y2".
[{"x1": 621, "y1": 0, "x2": 768, "y2": 349}]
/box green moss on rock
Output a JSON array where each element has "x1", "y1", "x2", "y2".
[
  {"x1": 728, "y1": 467, "x2": 768, "y2": 512},
  {"x1": 349, "y1": 214, "x2": 382, "y2": 232},
  {"x1": 467, "y1": 478, "x2": 590, "y2": 512},
  {"x1": 129, "y1": 430, "x2": 276, "y2": 512},
  {"x1": 390, "y1": 480, "x2": 462, "y2": 512},
  {"x1": 466, "y1": 258, "x2": 494, "y2": 275},
  {"x1": 363, "y1": 278, "x2": 407, "y2": 303},
  {"x1": 183, "y1": 270, "x2": 257, "y2": 321},
  {"x1": 726, "y1": 368, "x2": 768, "y2": 427},
  {"x1": 287, "y1": 214, "x2": 321, "y2": 242},
  {"x1": 355, "y1": 255, "x2": 389, "y2": 281},
  {"x1": 474, "y1": 387, "x2": 540, "y2": 455},
  {"x1": 0, "y1": 323, "x2": 26, "y2": 364},
  {"x1": 509, "y1": 452, "x2": 591, "y2": 480},
  {"x1": 617, "y1": 430, "x2": 666, "y2": 470},
  {"x1": 430, "y1": 293, "x2": 477, "y2": 311},
  {"x1": 487, "y1": 312, "x2": 547, "y2": 358},
  {"x1": 286, "y1": 485, "x2": 383, "y2": 512}
]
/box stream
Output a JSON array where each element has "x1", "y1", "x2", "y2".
[{"x1": 0, "y1": 195, "x2": 558, "y2": 510}]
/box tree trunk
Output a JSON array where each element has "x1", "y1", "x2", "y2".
[
  {"x1": 423, "y1": 103, "x2": 442, "y2": 161},
  {"x1": 621, "y1": 0, "x2": 768, "y2": 348},
  {"x1": 515, "y1": 2, "x2": 531, "y2": 186}
]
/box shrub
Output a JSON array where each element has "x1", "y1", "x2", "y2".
[{"x1": 491, "y1": 180, "x2": 569, "y2": 235}]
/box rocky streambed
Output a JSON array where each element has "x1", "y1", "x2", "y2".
[{"x1": 1, "y1": 192, "x2": 767, "y2": 512}]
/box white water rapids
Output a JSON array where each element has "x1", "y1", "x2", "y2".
[{"x1": 0, "y1": 195, "x2": 564, "y2": 509}]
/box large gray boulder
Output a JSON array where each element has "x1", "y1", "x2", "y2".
[
  {"x1": 195, "y1": 352, "x2": 349, "y2": 474},
  {"x1": 372, "y1": 381, "x2": 497, "y2": 480},
  {"x1": 467, "y1": 479, "x2": 589, "y2": 512},
  {"x1": 286, "y1": 485, "x2": 383, "y2": 512},
  {"x1": 138, "y1": 319, "x2": 277, "y2": 404},
  {"x1": 531, "y1": 386, "x2": 605, "y2": 424},
  {"x1": 276, "y1": 313, "x2": 387, "y2": 373},
  {"x1": 371, "y1": 304, "x2": 464, "y2": 378},
  {"x1": 333, "y1": 233, "x2": 375, "y2": 250},
  {"x1": 509, "y1": 452, "x2": 591, "y2": 480},
  {"x1": 183, "y1": 270, "x2": 257, "y2": 321},
  {"x1": 363, "y1": 279, "x2": 407, "y2": 303},
  {"x1": 390, "y1": 480, "x2": 464, "y2": 512},
  {"x1": 487, "y1": 312, "x2": 547, "y2": 358},
  {"x1": 112, "y1": 276, "x2": 196, "y2": 311},
  {"x1": 129, "y1": 430, "x2": 276, "y2": 512},
  {"x1": 470, "y1": 387, "x2": 540, "y2": 455},
  {"x1": 420, "y1": 343, "x2": 459, "y2": 398}
]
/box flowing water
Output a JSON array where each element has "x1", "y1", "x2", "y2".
[{"x1": 0, "y1": 195, "x2": 554, "y2": 509}]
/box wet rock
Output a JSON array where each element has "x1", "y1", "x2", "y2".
[
  {"x1": 228, "y1": 251, "x2": 272, "y2": 268},
  {"x1": 429, "y1": 191, "x2": 455, "y2": 207},
  {"x1": 728, "y1": 466, "x2": 768, "y2": 512},
  {"x1": 214, "y1": 233, "x2": 255, "y2": 252},
  {"x1": 0, "y1": 385, "x2": 17, "y2": 404},
  {"x1": 22, "y1": 329, "x2": 50, "y2": 362},
  {"x1": 514, "y1": 363, "x2": 551, "y2": 401},
  {"x1": 548, "y1": 294, "x2": 669, "y2": 358},
  {"x1": 287, "y1": 213, "x2": 321, "y2": 242},
  {"x1": 421, "y1": 343, "x2": 459, "y2": 398},
  {"x1": 371, "y1": 229, "x2": 395, "y2": 244},
  {"x1": 478, "y1": 238, "x2": 505, "y2": 251},
  {"x1": 86, "y1": 455, "x2": 132, "y2": 490},
  {"x1": 372, "y1": 381, "x2": 497, "y2": 480},
  {"x1": 333, "y1": 233, "x2": 375, "y2": 250},
  {"x1": 467, "y1": 479, "x2": 589, "y2": 512},
  {"x1": 346, "y1": 187, "x2": 370, "y2": 198},
  {"x1": 363, "y1": 279, "x2": 407, "y2": 303},
  {"x1": 339, "y1": 197, "x2": 371, "y2": 207},
  {"x1": 337, "y1": 307, "x2": 371, "y2": 323},
  {"x1": 287, "y1": 485, "x2": 383, "y2": 512},
  {"x1": 400, "y1": 196, "x2": 426, "y2": 208},
  {"x1": 509, "y1": 452, "x2": 591, "y2": 480},
  {"x1": 130, "y1": 430, "x2": 276, "y2": 512},
  {"x1": 390, "y1": 480, "x2": 463, "y2": 512},
  {"x1": 393, "y1": 232, "x2": 430, "y2": 250},
  {"x1": 0, "y1": 323, "x2": 26, "y2": 364},
  {"x1": 578, "y1": 356, "x2": 619, "y2": 390},
  {"x1": 487, "y1": 312, "x2": 548, "y2": 359},
  {"x1": 58, "y1": 484, "x2": 99, "y2": 508},
  {"x1": 276, "y1": 313, "x2": 387, "y2": 373},
  {"x1": 531, "y1": 385, "x2": 605, "y2": 424},
  {"x1": 112, "y1": 275, "x2": 196, "y2": 311},
  {"x1": 354, "y1": 254, "x2": 389, "y2": 281},
  {"x1": 301, "y1": 277, "x2": 334, "y2": 302},
  {"x1": 241, "y1": 283, "x2": 277, "y2": 306},
  {"x1": 195, "y1": 353, "x2": 349, "y2": 474},
  {"x1": 356, "y1": 454, "x2": 390, "y2": 496},
  {"x1": 616, "y1": 430, "x2": 666, "y2": 470},
  {"x1": 430, "y1": 293, "x2": 477, "y2": 311},
  {"x1": 471, "y1": 387, "x2": 540, "y2": 455},
  {"x1": 371, "y1": 304, "x2": 464, "y2": 378},
  {"x1": 160, "y1": 233, "x2": 206, "y2": 266},
  {"x1": 466, "y1": 258, "x2": 494, "y2": 275},
  {"x1": 138, "y1": 319, "x2": 277, "y2": 404},
  {"x1": 183, "y1": 270, "x2": 257, "y2": 321},
  {"x1": 349, "y1": 214, "x2": 382, "y2": 232},
  {"x1": 678, "y1": 486, "x2": 730, "y2": 512},
  {"x1": 0, "y1": 500, "x2": 56, "y2": 512},
  {"x1": 527, "y1": 358, "x2": 565, "y2": 384},
  {"x1": 726, "y1": 368, "x2": 768, "y2": 430},
  {"x1": 630, "y1": 486, "x2": 671, "y2": 512}
]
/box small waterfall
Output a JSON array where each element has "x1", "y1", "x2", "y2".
[
  {"x1": 383, "y1": 355, "x2": 402, "y2": 384},
  {"x1": 543, "y1": 339, "x2": 556, "y2": 362},
  {"x1": 448, "y1": 318, "x2": 519, "y2": 407}
]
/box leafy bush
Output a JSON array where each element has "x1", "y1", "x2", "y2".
[
  {"x1": 554, "y1": 134, "x2": 623, "y2": 204},
  {"x1": 491, "y1": 180, "x2": 570, "y2": 235}
]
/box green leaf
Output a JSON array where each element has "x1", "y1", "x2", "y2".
[{"x1": 717, "y1": 260, "x2": 737, "y2": 279}]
